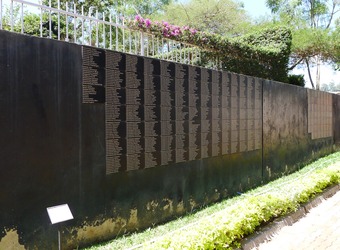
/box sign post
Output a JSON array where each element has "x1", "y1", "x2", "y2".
[{"x1": 46, "y1": 204, "x2": 74, "y2": 250}]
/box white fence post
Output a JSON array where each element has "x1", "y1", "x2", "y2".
[
  {"x1": 140, "y1": 32, "x2": 144, "y2": 56},
  {"x1": 10, "y1": 0, "x2": 13, "y2": 31},
  {"x1": 0, "y1": 0, "x2": 3, "y2": 29}
]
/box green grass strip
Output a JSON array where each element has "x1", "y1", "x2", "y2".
[{"x1": 84, "y1": 152, "x2": 340, "y2": 250}]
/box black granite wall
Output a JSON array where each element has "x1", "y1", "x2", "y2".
[
  {"x1": 0, "y1": 30, "x2": 83, "y2": 249},
  {"x1": 262, "y1": 80, "x2": 309, "y2": 180},
  {"x1": 333, "y1": 94, "x2": 340, "y2": 144},
  {"x1": 0, "y1": 30, "x2": 338, "y2": 249}
]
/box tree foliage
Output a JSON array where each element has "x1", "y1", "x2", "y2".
[
  {"x1": 152, "y1": 0, "x2": 250, "y2": 35},
  {"x1": 267, "y1": 0, "x2": 339, "y2": 28},
  {"x1": 290, "y1": 27, "x2": 339, "y2": 64}
]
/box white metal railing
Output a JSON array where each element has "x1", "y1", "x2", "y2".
[{"x1": 0, "y1": 0, "x2": 217, "y2": 67}]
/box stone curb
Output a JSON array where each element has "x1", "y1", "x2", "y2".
[{"x1": 238, "y1": 184, "x2": 340, "y2": 250}]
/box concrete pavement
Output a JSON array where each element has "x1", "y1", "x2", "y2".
[{"x1": 240, "y1": 185, "x2": 340, "y2": 250}]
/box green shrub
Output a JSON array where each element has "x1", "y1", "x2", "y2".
[
  {"x1": 220, "y1": 26, "x2": 292, "y2": 83},
  {"x1": 288, "y1": 74, "x2": 306, "y2": 87},
  {"x1": 142, "y1": 154, "x2": 340, "y2": 250}
]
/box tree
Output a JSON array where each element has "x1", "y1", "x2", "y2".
[
  {"x1": 152, "y1": 0, "x2": 251, "y2": 35},
  {"x1": 267, "y1": 0, "x2": 339, "y2": 28},
  {"x1": 320, "y1": 80, "x2": 340, "y2": 91},
  {"x1": 266, "y1": 0, "x2": 340, "y2": 89}
]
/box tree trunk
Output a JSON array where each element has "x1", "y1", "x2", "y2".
[
  {"x1": 315, "y1": 56, "x2": 321, "y2": 90},
  {"x1": 305, "y1": 58, "x2": 315, "y2": 89}
]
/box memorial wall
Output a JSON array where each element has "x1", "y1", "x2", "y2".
[
  {"x1": 82, "y1": 46, "x2": 263, "y2": 174},
  {"x1": 0, "y1": 30, "x2": 338, "y2": 249},
  {"x1": 333, "y1": 94, "x2": 340, "y2": 144}
]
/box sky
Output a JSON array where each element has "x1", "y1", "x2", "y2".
[{"x1": 242, "y1": 0, "x2": 270, "y2": 19}]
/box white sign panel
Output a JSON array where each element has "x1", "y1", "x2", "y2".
[{"x1": 46, "y1": 204, "x2": 74, "y2": 224}]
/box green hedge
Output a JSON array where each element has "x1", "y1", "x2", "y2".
[
  {"x1": 142, "y1": 154, "x2": 340, "y2": 249},
  {"x1": 221, "y1": 27, "x2": 292, "y2": 82},
  {"x1": 288, "y1": 74, "x2": 306, "y2": 87},
  {"x1": 128, "y1": 17, "x2": 292, "y2": 82}
]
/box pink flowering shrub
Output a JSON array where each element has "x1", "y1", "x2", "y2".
[
  {"x1": 128, "y1": 15, "x2": 226, "y2": 52},
  {"x1": 129, "y1": 15, "x2": 199, "y2": 42}
]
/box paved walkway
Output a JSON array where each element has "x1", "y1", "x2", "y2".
[{"x1": 252, "y1": 190, "x2": 340, "y2": 250}]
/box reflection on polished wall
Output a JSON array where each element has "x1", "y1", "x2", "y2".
[{"x1": 308, "y1": 90, "x2": 333, "y2": 140}]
